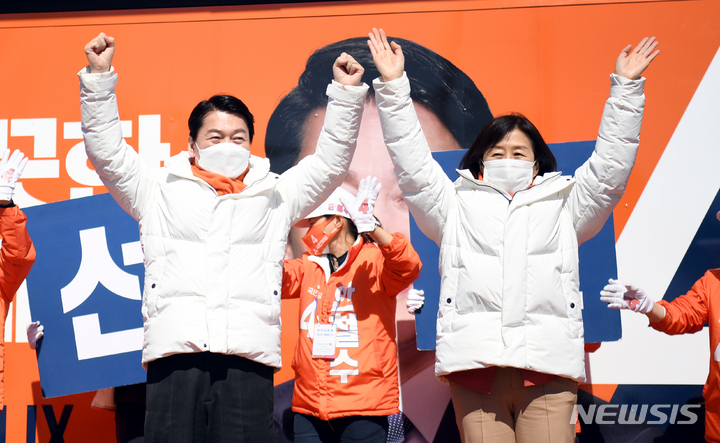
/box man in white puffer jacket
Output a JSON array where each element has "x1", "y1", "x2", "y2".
[{"x1": 80, "y1": 33, "x2": 368, "y2": 442}]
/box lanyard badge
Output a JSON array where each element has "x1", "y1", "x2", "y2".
[
  {"x1": 312, "y1": 323, "x2": 337, "y2": 359},
  {"x1": 311, "y1": 290, "x2": 341, "y2": 359}
]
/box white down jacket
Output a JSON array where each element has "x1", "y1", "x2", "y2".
[
  {"x1": 79, "y1": 68, "x2": 368, "y2": 369},
  {"x1": 375, "y1": 73, "x2": 645, "y2": 383}
]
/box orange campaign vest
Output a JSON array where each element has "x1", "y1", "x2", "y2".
[
  {"x1": 282, "y1": 233, "x2": 421, "y2": 420},
  {"x1": 0, "y1": 206, "x2": 36, "y2": 410},
  {"x1": 653, "y1": 269, "x2": 720, "y2": 443}
]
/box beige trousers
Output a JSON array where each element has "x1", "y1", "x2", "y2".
[{"x1": 450, "y1": 367, "x2": 578, "y2": 443}]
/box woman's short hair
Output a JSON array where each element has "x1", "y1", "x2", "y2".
[
  {"x1": 459, "y1": 113, "x2": 557, "y2": 179},
  {"x1": 265, "y1": 36, "x2": 493, "y2": 174},
  {"x1": 188, "y1": 95, "x2": 255, "y2": 142}
]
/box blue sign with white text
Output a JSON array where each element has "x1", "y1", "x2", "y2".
[{"x1": 24, "y1": 193, "x2": 146, "y2": 398}]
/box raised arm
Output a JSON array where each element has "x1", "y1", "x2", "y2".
[
  {"x1": 369, "y1": 28, "x2": 455, "y2": 245},
  {"x1": 0, "y1": 150, "x2": 35, "y2": 303},
  {"x1": 80, "y1": 33, "x2": 157, "y2": 221},
  {"x1": 277, "y1": 53, "x2": 368, "y2": 224},
  {"x1": 338, "y1": 174, "x2": 421, "y2": 294},
  {"x1": 615, "y1": 37, "x2": 660, "y2": 81},
  {"x1": 569, "y1": 37, "x2": 660, "y2": 244},
  {"x1": 337, "y1": 175, "x2": 393, "y2": 245},
  {"x1": 84, "y1": 32, "x2": 115, "y2": 74},
  {"x1": 374, "y1": 232, "x2": 422, "y2": 297}
]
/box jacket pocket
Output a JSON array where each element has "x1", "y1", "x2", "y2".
[
  {"x1": 564, "y1": 286, "x2": 583, "y2": 339},
  {"x1": 143, "y1": 255, "x2": 165, "y2": 319},
  {"x1": 369, "y1": 338, "x2": 392, "y2": 379}
]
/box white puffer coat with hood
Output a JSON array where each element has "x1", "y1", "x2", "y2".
[
  {"x1": 79, "y1": 67, "x2": 368, "y2": 369},
  {"x1": 374, "y1": 72, "x2": 645, "y2": 382}
]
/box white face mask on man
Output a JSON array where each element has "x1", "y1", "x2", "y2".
[
  {"x1": 194, "y1": 142, "x2": 250, "y2": 180},
  {"x1": 482, "y1": 159, "x2": 535, "y2": 195}
]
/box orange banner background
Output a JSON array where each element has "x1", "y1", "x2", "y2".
[{"x1": 1, "y1": 0, "x2": 718, "y2": 440}]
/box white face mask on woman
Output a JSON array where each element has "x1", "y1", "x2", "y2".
[
  {"x1": 482, "y1": 159, "x2": 535, "y2": 195},
  {"x1": 194, "y1": 142, "x2": 250, "y2": 179}
]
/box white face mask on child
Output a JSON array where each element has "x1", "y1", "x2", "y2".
[
  {"x1": 194, "y1": 142, "x2": 250, "y2": 179},
  {"x1": 483, "y1": 159, "x2": 535, "y2": 195}
]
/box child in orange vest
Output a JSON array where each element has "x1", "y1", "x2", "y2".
[
  {"x1": 282, "y1": 176, "x2": 422, "y2": 442},
  {"x1": 601, "y1": 237, "x2": 720, "y2": 443},
  {"x1": 0, "y1": 148, "x2": 35, "y2": 410}
]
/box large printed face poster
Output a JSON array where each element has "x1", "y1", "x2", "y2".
[{"x1": 1, "y1": 0, "x2": 719, "y2": 441}]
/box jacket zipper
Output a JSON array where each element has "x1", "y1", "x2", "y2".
[{"x1": 460, "y1": 171, "x2": 564, "y2": 202}]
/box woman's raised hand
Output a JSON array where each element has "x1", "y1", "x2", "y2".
[
  {"x1": 84, "y1": 32, "x2": 115, "y2": 73},
  {"x1": 615, "y1": 36, "x2": 660, "y2": 80},
  {"x1": 333, "y1": 52, "x2": 365, "y2": 86},
  {"x1": 367, "y1": 28, "x2": 404, "y2": 82}
]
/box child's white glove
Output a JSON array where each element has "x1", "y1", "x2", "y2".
[
  {"x1": 600, "y1": 279, "x2": 654, "y2": 314},
  {"x1": 0, "y1": 149, "x2": 28, "y2": 203},
  {"x1": 339, "y1": 176, "x2": 381, "y2": 233},
  {"x1": 407, "y1": 289, "x2": 425, "y2": 314},
  {"x1": 27, "y1": 321, "x2": 44, "y2": 349}
]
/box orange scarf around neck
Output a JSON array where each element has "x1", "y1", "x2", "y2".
[{"x1": 191, "y1": 163, "x2": 249, "y2": 196}]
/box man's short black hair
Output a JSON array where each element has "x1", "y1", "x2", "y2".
[{"x1": 189, "y1": 94, "x2": 255, "y2": 142}]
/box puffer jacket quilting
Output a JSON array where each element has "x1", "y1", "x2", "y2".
[
  {"x1": 79, "y1": 67, "x2": 368, "y2": 369},
  {"x1": 374, "y1": 72, "x2": 645, "y2": 383}
]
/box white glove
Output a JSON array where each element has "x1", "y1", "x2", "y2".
[
  {"x1": 407, "y1": 289, "x2": 425, "y2": 314},
  {"x1": 27, "y1": 321, "x2": 44, "y2": 349},
  {"x1": 600, "y1": 278, "x2": 654, "y2": 314},
  {"x1": 0, "y1": 149, "x2": 28, "y2": 203},
  {"x1": 339, "y1": 176, "x2": 381, "y2": 233}
]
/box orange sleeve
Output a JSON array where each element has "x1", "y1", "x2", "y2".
[
  {"x1": 282, "y1": 258, "x2": 304, "y2": 300},
  {"x1": 0, "y1": 205, "x2": 36, "y2": 305},
  {"x1": 376, "y1": 232, "x2": 422, "y2": 297},
  {"x1": 651, "y1": 271, "x2": 712, "y2": 335}
]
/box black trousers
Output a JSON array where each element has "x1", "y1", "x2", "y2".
[
  {"x1": 115, "y1": 383, "x2": 147, "y2": 443},
  {"x1": 294, "y1": 413, "x2": 388, "y2": 443},
  {"x1": 145, "y1": 352, "x2": 274, "y2": 443}
]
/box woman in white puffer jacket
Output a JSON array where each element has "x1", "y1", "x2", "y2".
[{"x1": 367, "y1": 28, "x2": 660, "y2": 443}]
